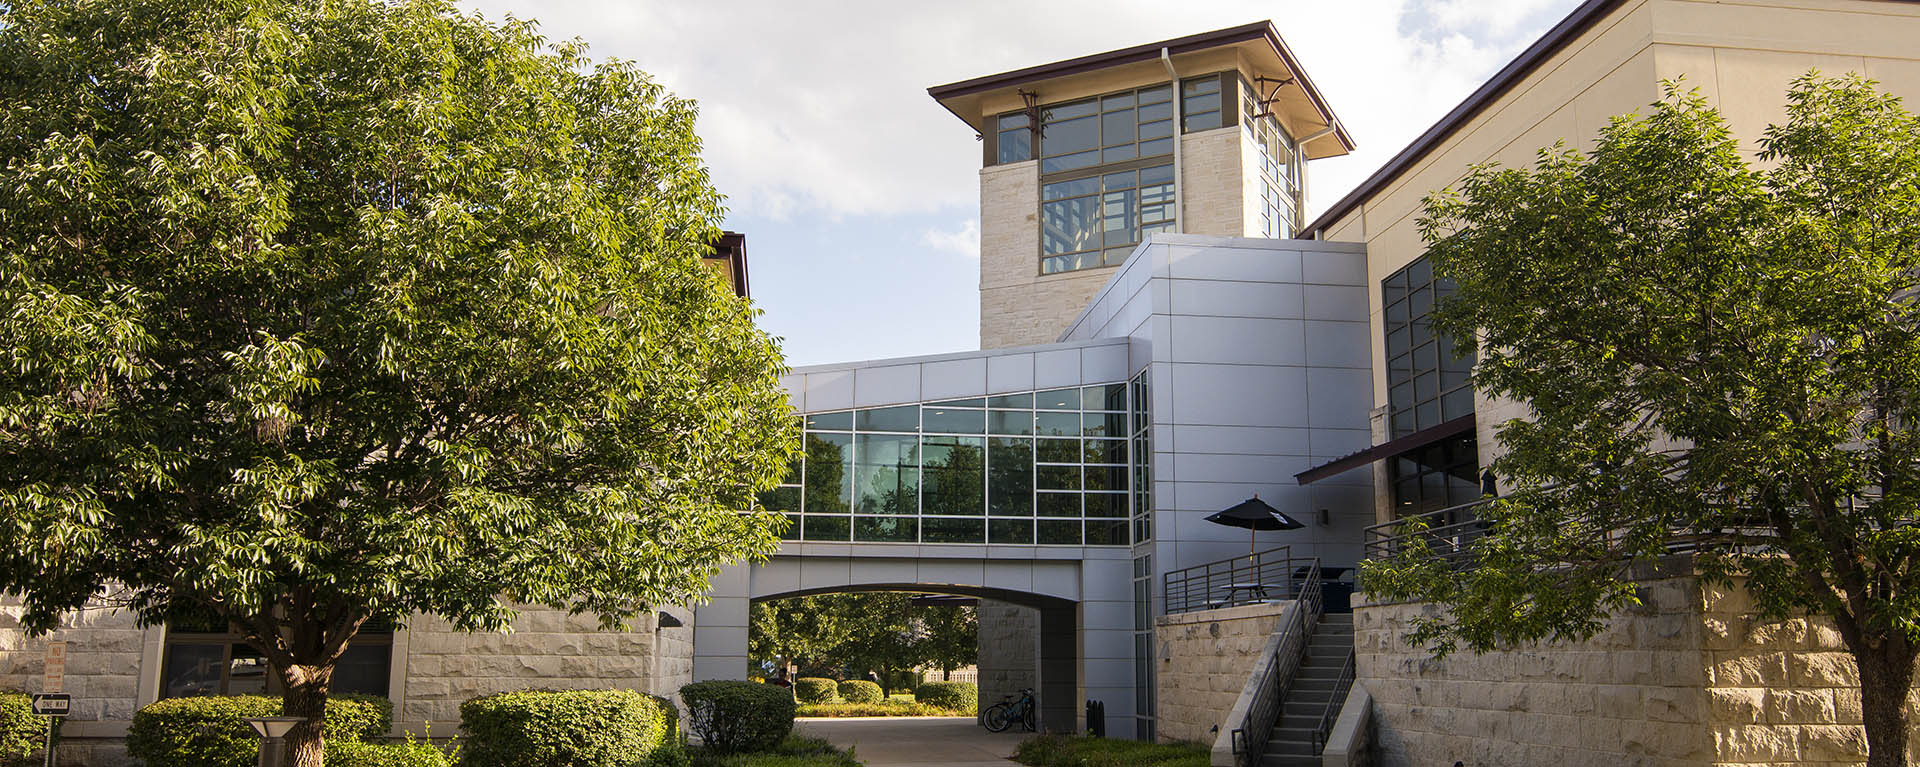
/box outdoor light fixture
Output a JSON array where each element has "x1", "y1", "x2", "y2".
[
  {"x1": 244, "y1": 717, "x2": 304, "y2": 767},
  {"x1": 1318, "y1": 508, "x2": 1330, "y2": 526},
  {"x1": 656, "y1": 611, "x2": 684, "y2": 629}
]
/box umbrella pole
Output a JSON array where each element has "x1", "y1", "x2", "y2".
[{"x1": 1249, "y1": 526, "x2": 1256, "y2": 558}]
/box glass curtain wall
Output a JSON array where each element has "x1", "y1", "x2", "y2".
[
  {"x1": 1001, "y1": 73, "x2": 1240, "y2": 275},
  {"x1": 1240, "y1": 76, "x2": 1301, "y2": 239},
  {"x1": 1381, "y1": 255, "x2": 1479, "y2": 515},
  {"x1": 761, "y1": 384, "x2": 1135, "y2": 546}
]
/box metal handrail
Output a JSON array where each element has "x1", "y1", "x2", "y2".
[
  {"x1": 1163, "y1": 546, "x2": 1318, "y2": 615},
  {"x1": 1361, "y1": 493, "x2": 1790, "y2": 582},
  {"x1": 1229, "y1": 559, "x2": 1322, "y2": 767},
  {"x1": 1312, "y1": 649, "x2": 1355, "y2": 755}
]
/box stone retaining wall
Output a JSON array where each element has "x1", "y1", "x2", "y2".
[
  {"x1": 1152, "y1": 602, "x2": 1286, "y2": 745},
  {"x1": 1357, "y1": 570, "x2": 1920, "y2": 766}
]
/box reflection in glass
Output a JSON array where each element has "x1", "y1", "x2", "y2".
[
  {"x1": 806, "y1": 411, "x2": 852, "y2": 431},
  {"x1": 804, "y1": 433, "x2": 852, "y2": 515},
  {"x1": 333, "y1": 644, "x2": 392, "y2": 697},
  {"x1": 987, "y1": 393, "x2": 1032, "y2": 409},
  {"x1": 922, "y1": 436, "x2": 985, "y2": 515},
  {"x1": 227, "y1": 645, "x2": 270, "y2": 694},
  {"x1": 923, "y1": 408, "x2": 985, "y2": 434},
  {"x1": 1037, "y1": 492, "x2": 1080, "y2": 517},
  {"x1": 804, "y1": 515, "x2": 851, "y2": 541},
  {"x1": 162, "y1": 643, "x2": 225, "y2": 698},
  {"x1": 757, "y1": 486, "x2": 800, "y2": 514},
  {"x1": 990, "y1": 518, "x2": 1035, "y2": 544},
  {"x1": 987, "y1": 410, "x2": 1034, "y2": 435},
  {"x1": 988, "y1": 438, "x2": 1034, "y2": 516},
  {"x1": 854, "y1": 516, "x2": 917, "y2": 543},
  {"x1": 854, "y1": 434, "x2": 918, "y2": 515},
  {"x1": 1038, "y1": 520, "x2": 1083, "y2": 545},
  {"x1": 1036, "y1": 413, "x2": 1080, "y2": 437},
  {"x1": 923, "y1": 517, "x2": 986, "y2": 544},
  {"x1": 856, "y1": 405, "x2": 918, "y2": 433}
]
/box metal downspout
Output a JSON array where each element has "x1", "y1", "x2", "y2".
[{"x1": 1161, "y1": 47, "x2": 1182, "y2": 234}]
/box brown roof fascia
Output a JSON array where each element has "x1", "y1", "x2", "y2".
[
  {"x1": 708, "y1": 231, "x2": 749, "y2": 299},
  {"x1": 1303, "y1": 0, "x2": 1631, "y2": 237},
  {"x1": 927, "y1": 21, "x2": 1354, "y2": 152}
]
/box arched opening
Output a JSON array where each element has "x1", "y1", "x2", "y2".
[{"x1": 747, "y1": 583, "x2": 1078, "y2": 733}]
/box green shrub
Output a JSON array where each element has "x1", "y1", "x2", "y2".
[
  {"x1": 790, "y1": 678, "x2": 836, "y2": 704},
  {"x1": 677, "y1": 681, "x2": 793, "y2": 755},
  {"x1": 0, "y1": 693, "x2": 43, "y2": 767},
  {"x1": 833, "y1": 680, "x2": 881, "y2": 704},
  {"x1": 458, "y1": 689, "x2": 682, "y2": 767},
  {"x1": 326, "y1": 739, "x2": 454, "y2": 767},
  {"x1": 795, "y1": 700, "x2": 963, "y2": 717},
  {"x1": 912, "y1": 681, "x2": 976, "y2": 712},
  {"x1": 127, "y1": 694, "x2": 394, "y2": 767}
]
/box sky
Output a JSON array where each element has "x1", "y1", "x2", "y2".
[{"x1": 456, "y1": 0, "x2": 1586, "y2": 367}]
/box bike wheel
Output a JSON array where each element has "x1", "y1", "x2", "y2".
[
  {"x1": 1021, "y1": 705, "x2": 1037, "y2": 732},
  {"x1": 983, "y1": 702, "x2": 1013, "y2": 733}
]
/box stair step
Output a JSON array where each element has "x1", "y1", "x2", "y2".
[
  {"x1": 1262, "y1": 754, "x2": 1320, "y2": 767},
  {"x1": 1263, "y1": 732, "x2": 1315, "y2": 756}
]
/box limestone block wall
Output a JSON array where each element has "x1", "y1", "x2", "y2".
[
  {"x1": 2, "y1": 595, "x2": 156, "y2": 767},
  {"x1": 1178, "y1": 127, "x2": 1249, "y2": 239},
  {"x1": 1152, "y1": 602, "x2": 1285, "y2": 745},
  {"x1": 396, "y1": 606, "x2": 673, "y2": 730},
  {"x1": 1356, "y1": 572, "x2": 1920, "y2": 767},
  {"x1": 976, "y1": 600, "x2": 1037, "y2": 714}
]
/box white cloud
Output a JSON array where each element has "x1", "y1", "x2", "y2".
[
  {"x1": 921, "y1": 219, "x2": 980, "y2": 261},
  {"x1": 457, "y1": 0, "x2": 1584, "y2": 224}
]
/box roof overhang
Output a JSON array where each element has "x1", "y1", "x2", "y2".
[
  {"x1": 928, "y1": 21, "x2": 1354, "y2": 160},
  {"x1": 1304, "y1": 0, "x2": 1632, "y2": 235},
  {"x1": 1295, "y1": 414, "x2": 1475, "y2": 485}
]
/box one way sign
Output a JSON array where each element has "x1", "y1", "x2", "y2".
[{"x1": 30, "y1": 693, "x2": 70, "y2": 717}]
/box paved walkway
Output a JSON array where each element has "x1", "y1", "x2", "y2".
[{"x1": 795, "y1": 716, "x2": 1033, "y2": 767}]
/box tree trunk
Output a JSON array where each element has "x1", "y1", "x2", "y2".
[
  {"x1": 1853, "y1": 641, "x2": 1915, "y2": 767},
  {"x1": 280, "y1": 664, "x2": 333, "y2": 767}
]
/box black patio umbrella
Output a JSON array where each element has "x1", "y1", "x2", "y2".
[{"x1": 1204, "y1": 495, "x2": 1306, "y2": 556}]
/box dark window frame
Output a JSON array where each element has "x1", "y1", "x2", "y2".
[{"x1": 161, "y1": 623, "x2": 394, "y2": 700}]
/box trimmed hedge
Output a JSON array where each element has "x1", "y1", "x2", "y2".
[
  {"x1": 1, "y1": 693, "x2": 42, "y2": 767},
  {"x1": 459, "y1": 689, "x2": 683, "y2": 767},
  {"x1": 834, "y1": 680, "x2": 881, "y2": 704},
  {"x1": 678, "y1": 681, "x2": 793, "y2": 755},
  {"x1": 327, "y1": 739, "x2": 454, "y2": 767},
  {"x1": 790, "y1": 678, "x2": 836, "y2": 705},
  {"x1": 912, "y1": 682, "x2": 976, "y2": 712},
  {"x1": 127, "y1": 694, "x2": 393, "y2": 767}
]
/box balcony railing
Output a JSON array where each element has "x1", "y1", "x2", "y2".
[
  {"x1": 1227, "y1": 559, "x2": 1322, "y2": 767},
  {"x1": 1163, "y1": 546, "x2": 1320, "y2": 615}
]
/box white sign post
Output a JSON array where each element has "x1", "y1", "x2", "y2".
[{"x1": 38, "y1": 641, "x2": 68, "y2": 767}]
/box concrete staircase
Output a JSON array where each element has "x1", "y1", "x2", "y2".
[{"x1": 1259, "y1": 613, "x2": 1354, "y2": 767}]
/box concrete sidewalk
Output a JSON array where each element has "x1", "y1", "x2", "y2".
[{"x1": 794, "y1": 716, "x2": 1034, "y2": 767}]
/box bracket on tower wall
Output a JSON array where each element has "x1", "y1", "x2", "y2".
[{"x1": 1250, "y1": 76, "x2": 1296, "y2": 121}]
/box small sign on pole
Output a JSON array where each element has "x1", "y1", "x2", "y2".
[
  {"x1": 30, "y1": 694, "x2": 69, "y2": 717},
  {"x1": 41, "y1": 642, "x2": 66, "y2": 695}
]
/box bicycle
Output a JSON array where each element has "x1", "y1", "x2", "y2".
[{"x1": 982, "y1": 687, "x2": 1036, "y2": 733}]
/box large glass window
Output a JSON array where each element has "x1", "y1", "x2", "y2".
[
  {"x1": 1382, "y1": 256, "x2": 1475, "y2": 438},
  {"x1": 1388, "y1": 434, "x2": 1480, "y2": 515},
  {"x1": 1042, "y1": 164, "x2": 1174, "y2": 274},
  {"x1": 1037, "y1": 86, "x2": 1173, "y2": 174},
  {"x1": 774, "y1": 384, "x2": 1134, "y2": 546},
  {"x1": 1241, "y1": 76, "x2": 1300, "y2": 239},
  {"x1": 162, "y1": 621, "x2": 392, "y2": 700}
]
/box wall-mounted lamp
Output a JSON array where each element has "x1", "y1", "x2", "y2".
[
  {"x1": 656, "y1": 611, "x2": 684, "y2": 629},
  {"x1": 1318, "y1": 508, "x2": 1330, "y2": 526}
]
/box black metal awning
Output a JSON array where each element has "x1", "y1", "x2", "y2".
[{"x1": 1294, "y1": 415, "x2": 1474, "y2": 486}]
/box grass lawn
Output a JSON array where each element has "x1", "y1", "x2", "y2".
[
  {"x1": 1012, "y1": 734, "x2": 1209, "y2": 767},
  {"x1": 796, "y1": 692, "x2": 975, "y2": 718},
  {"x1": 689, "y1": 735, "x2": 862, "y2": 767}
]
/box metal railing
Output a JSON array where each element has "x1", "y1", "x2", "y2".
[
  {"x1": 1361, "y1": 493, "x2": 1790, "y2": 582},
  {"x1": 1163, "y1": 546, "x2": 1320, "y2": 615},
  {"x1": 1312, "y1": 649, "x2": 1355, "y2": 755},
  {"x1": 1228, "y1": 559, "x2": 1322, "y2": 767}
]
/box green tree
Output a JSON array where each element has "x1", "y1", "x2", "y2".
[
  {"x1": 915, "y1": 603, "x2": 978, "y2": 680},
  {"x1": 1369, "y1": 75, "x2": 1920, "y2": 766},
  {"x1": 0, "y1": 1, "x2": 798, "y2": 765},
  {"x1": 750, "y1": 596, "x2": 853, "y2": 678}
]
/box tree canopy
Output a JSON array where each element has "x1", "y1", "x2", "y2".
[
  {"x1": 750, "y1": 593, "x2": 978, "y2": 685},
  {"x1": 1367, "y1": 75, "x2": 1920, "y2": 766},
  {"x1": 0, "y1": 0, "x2": 797, "y2": 763}
]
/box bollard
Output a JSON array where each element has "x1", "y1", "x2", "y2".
[
  {"x1": 1084, "y1": 699, "x2": 1105, "y2": 737},
  {"x1": 243, "y1": 718, "x2": 304, "y2": 767}
]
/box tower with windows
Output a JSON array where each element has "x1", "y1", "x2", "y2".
[{"x1": 928, "y1": 22, "x2": 1354, "y2": 349}]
